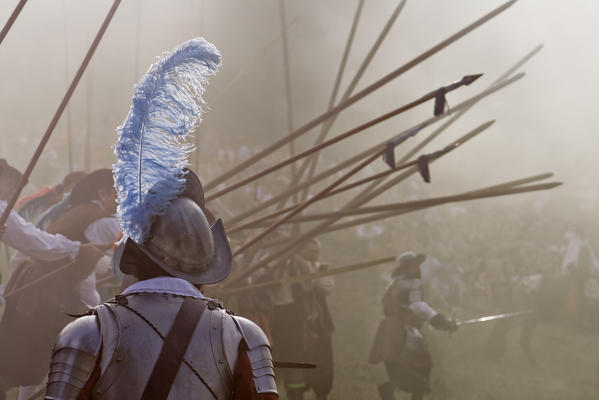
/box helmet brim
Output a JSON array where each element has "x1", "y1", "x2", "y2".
[{"x1": 120, "y1": 219, "x2": 232, "y2": 285}]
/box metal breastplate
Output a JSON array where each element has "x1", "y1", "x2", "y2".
[{"x1": 91, "y1": 293, "x2": 237, "y2": 400}]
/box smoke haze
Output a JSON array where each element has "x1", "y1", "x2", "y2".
[{"x1": 0, "y1": 1, "x2": 597, "y2": 398}]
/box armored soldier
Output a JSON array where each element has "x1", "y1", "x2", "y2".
[
  {"x1": 43, "y1": 37, "x2": 277, "y2": 400},
  {"x1": 369, "y1": 252, "x2": 457, "y2": 400},
  {"x1": 43, "y1": 169, "x2": 278, "y2": 399},
  {"x1": 268, "y1": 239, "x2": 333, "y2": 400}
]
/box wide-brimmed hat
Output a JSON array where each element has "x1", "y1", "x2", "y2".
[{"x1": 392, "y1": 251, "x2": 426, "y2": 277}]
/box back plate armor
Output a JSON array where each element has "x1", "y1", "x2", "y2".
[
  {"x1": 92, "y1": 293, "x2": 235, "y2": 399},
  {"x1": 46, "y1": 291, "x2": 277, "y2": 399}
]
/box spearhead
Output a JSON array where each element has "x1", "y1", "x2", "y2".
[
  {"x1": 434, "y1": 74, "x2": 483, "y2": 116},
  {"x1": 462, "y1": 73, "x2": 484, "y2": 86}
]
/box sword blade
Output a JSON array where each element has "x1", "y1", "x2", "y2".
[{"x1": 457, "y1": 310, "x2": 534, "y2": 326}]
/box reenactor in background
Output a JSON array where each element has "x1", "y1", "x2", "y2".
[
  {"x1": 0, "y1": 160, "x2": 106, "y2": 399},
  {"x1": 269, "y1": 239, "x2": 334, "y2": 400},
  {"x1": 0, "y1": 168, "x2": 120, "y2": 399},
  {"x1": 16, "y1": 170, "x2": 86, "y2": 223},
  {"x1": 369, "y1": 252, "x2": 457, "y2": 400}
]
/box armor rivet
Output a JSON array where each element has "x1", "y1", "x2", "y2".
[
  {"x1": 117, "y1": 357, "x2": 123, "y2": 362},
  {"x1": 219, "y1": 359, "x2": 223, "y2": 364},
  {"x1": 213, "y1": 325, "x2": 217, "y2": 330}
]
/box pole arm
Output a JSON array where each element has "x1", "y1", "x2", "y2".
[{"x1": 0, "y1": 0, "x2": 121, "y2": 236}]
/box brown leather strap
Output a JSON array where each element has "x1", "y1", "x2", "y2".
[{"x1": 142, "y1": 297, "x2": 207, "y2": 400}]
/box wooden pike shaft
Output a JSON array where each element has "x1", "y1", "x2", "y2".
[
  {"x1": 465, "y1": 172, "x2": 554, "y2": 195},
  {"x1": 224, "y1": 74, "x2": 521, "y2": 226},
  {"x1": 304, "y1": 44, "x2": 542, "y2": 218},
  {"x1": 321, "y1": 182, "x2": 561, "y2": 235},
  {"x1": 273, "y1": 0, "x2": 364, "y2": 212},
  {"x1": 0, "y1": 0, "x2": 121, "y2": 231},
  {"x1": 85, "y1": 63, "x2": 94, "y2": 171},
  {"x1": 205, "y1": 0, "x2": 517, "y2": 191},
  {"x1": 207, "y1": 74, "x2": 481, "y2": 201},
  {"x1": 401, "y1": 53, "x2": 542, "y2": 168},
  {"x1": 327, "y1": 0, "x2": 365, "y2": 110},
  {"x1": 224, "y1": 47, "x2": 542, "y2": 271},
  {"x1": 210, "y1": 16, "x2": 299, "y2": 106},
  {"x1": 295, "y1": 0, "x2": 403, "y2": 199},
  {"x1": 255, "y1": 180, "x2": 561, "y2": 226},
  {"x1": 216, "y1": 256, "x2": 395, "y2": 296},
  {"x1": 339, "y1": 45, "x2": 542, "y2": 215},
  {"x1": 63, "y1": 9, "x2": 74, "y2": 172},
  {"x1": 279, "y1": 0, "x2": 296, "y2": 178},
  {"x1": 225, "y1": 150, "x2": 373, "y2": 226},
  {"x1": 339, "y1": 75, "x2": 522, "y2": 216},
  {"x1": 4, "y1": 258, "x2": 78, "y2": 299},
  {"x1": 298, "y1": 43, "x2": 544, "y2": 212},
  {"x1": 258, "y1": 178, "x2": 560, "y2": 249},
  {"x1": 227, "y1": 142, "x2": 460, "y2": 233},
  {"x1": 322, "y1": 172, "x2": 556, "y2": 222},
  {"x1": 0, "y1": 0, "x2": 27, "y2": 46},
  {"x1": 230, "y1": 123, "x2": 513, "y2": 233},
  {"x1": 224, "y1": 118, "x2": 495, "y2": 285},
  {"x1": 232, "y1": 151, "x2": 382, "y2": 256}
]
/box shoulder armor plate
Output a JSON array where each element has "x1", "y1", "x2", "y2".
[
  {"x1": 54, "y1": 315, "x2": 102, "y2": 355},
  {"x1": 45, "y1": 315, "x2": 102, "y2": 399},
  {"x1": 232, "y1": 316, "x2": 277, "y2": 395},
  {"x1": 232, "y1": 316, "x2": 270, "y2": 350}
]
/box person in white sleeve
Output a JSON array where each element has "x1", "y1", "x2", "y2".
[{"x1": 0, "y1": 160, "x2": 106, "y2": 400}]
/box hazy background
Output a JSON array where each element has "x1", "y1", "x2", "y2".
[{"x1": 0, "y1": 1, "x2": 597, "y2": 399}]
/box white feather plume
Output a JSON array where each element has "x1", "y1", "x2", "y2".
[{"x1": 114, "y1": 38, "x2": 221, "y2": 244}]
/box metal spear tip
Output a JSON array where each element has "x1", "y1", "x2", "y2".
[{"x1": 462, "y1": 73, "x2": 484, "y2": 85}]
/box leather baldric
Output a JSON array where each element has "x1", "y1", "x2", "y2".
[{"x1": 141, "y1": 297, "x2": 207, "y2": 400}]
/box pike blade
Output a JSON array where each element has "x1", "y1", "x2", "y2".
[{"x1": 417, "y1": 154, "x2": 431, "y2": 183}]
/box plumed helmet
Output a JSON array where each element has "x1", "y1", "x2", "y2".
[
  {"x1": 112, "y1": 38, "x2": 226, "y2": 284},
  {"x1": 118, "y1": 197, "x2": 232, "y2": 284},
  {"x1": 392, "y1": 251, "x2": 426, "y2": 277}
]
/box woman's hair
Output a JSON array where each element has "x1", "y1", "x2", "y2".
[{"x1": 69, "y1": 168, "x2": 113, "y2": 205}]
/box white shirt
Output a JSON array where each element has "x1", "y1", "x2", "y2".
[
  {"x1": 78, "y1": 215, "x2": 121, "y2": 306},
  {"x1": 0, "y1": 200, "x2": 79, "y2": 262},
  {"x1": 8, "y1": 210, "x2": 120, "y2": 307}
]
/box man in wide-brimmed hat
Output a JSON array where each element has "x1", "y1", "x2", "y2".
[{"x1": 369, "y1": 252, "x2": 457, "y2": 400}]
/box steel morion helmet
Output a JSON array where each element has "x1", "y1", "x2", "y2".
[{"x1": 117, "y1": 178, "x2": 232, "y2": 285}]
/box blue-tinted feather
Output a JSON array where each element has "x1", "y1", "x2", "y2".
[{"x1": 114, "y1": 38, "x2": 221, "y2": 244}]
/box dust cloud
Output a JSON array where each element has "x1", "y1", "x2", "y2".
[{"x1": 0, "y1": 1, "x2": 597, "y2": 399}]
